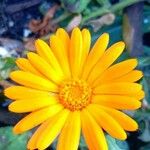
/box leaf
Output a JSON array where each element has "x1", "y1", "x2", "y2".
[
  {"x1": 96, "y1": 0, "x2": 111, "y2": 7},
  {"x1": 0, "y1": 126, "x2": 31, "y2": 150},
  {"x1": 141, "y1": 77, "x2": 150, "y2": 104},
  {"x1": 60, "y1": 0, "x2": 90, "y2": 13},
  {"x1": 0, "y1": 57, "x2": 16, "y2": 80},
  {"x1": 106, "y1": 134, "x2": 129, "y2": 150},
  {"x1": 138, "y1": 56, "x2": 150, "y2": 67},
  {"x1": 1, "y1": 57, "x2": 16, "y2": 70},
  {"x1": 140, "y1": 143, "x2": 150, "y2": 150},
  {"x1": 143, "y1": 11, "x2": 150, "y2": 33},
  {"x1": 144, "y1": 46, "x2": 150, "y2": 56},
  {"x1": 29, "y1": 5, "x2": 59, "y2": 36},
  {"x1": 138, "y1": 120, "x2": 150, "y2": 142},
  {"x1": 79, "y1": 135, "x2": 88, "y2": 149}
]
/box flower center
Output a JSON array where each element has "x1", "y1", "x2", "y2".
[{"x1": 59, "y1": 79, "x2": 92, "y2": 111}]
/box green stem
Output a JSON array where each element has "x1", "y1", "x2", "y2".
[
  {"x1": 52, "y1": 12, "x2": 71, "y2": 24},
  {"x1": 135, "y1": 111, "x2": 150, "y2": 118},
  {"x1": 81, "y1": 0, "x2": 140, "y2": 25}
]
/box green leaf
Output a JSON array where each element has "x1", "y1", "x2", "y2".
[
  {"x1": 0, "y1": 126, "x2": 31, "y2": 150},
  {"x1": 142, "y1": 77, "x2": 150, "y2": 104},
  {"x1": 138, "y1": 56, "x2": 150, "y2": 67},
  {"x1": 0, "y1": 57, "x2": 16, "y2": 80},
  {"x1": 140, "y1": 143, "x2": 150, "y2": 150},
  {"x1": 79, "y1": 135, "x2": 88, "y2": 149},
  {"x1": 143, "y1": 11, "x2": 150, "y2": 33},
  {"x1": 138, "y1": 120, "x2": 150, "y2": 142},
  {"x1": 144, "y1": 46, "x2": 150, "y2": 56},
  {"x1": 106, "y1": 134, "x2": 129, "y2": 150},
  {"x1": 96, "y1": 0, "x2": 111, "y2": 7},
  {"x1": 61, "y1": 0, "x2": 91, "y2": 13}
]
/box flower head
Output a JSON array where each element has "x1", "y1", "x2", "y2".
[{"x1": 5, "y1": 28, "x2": 144, "y2": 150}]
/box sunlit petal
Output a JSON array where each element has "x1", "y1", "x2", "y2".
[{"x1": 57, "y1": 111, "x2": 81, "y2": 150}]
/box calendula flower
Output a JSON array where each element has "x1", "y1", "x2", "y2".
[{"x1": 5, "y1": 27, "x2": 144, "y2": 150}]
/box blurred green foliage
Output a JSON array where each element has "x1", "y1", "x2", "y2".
[
  {"x1": 60, "y1": 0, "x2": 91, "y2": 13},
  {"x1": 0, "y1": 58, "x2": 16, "y2": 80},
  {"x1": 0, "y1": 127, "x2": 31, "y2": 150}
]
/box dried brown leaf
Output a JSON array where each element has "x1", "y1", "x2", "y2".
[
  {"x1": 24, "y1": 38, "x2": 36, "y2": 51},
  {"x1": 29, "y1": 5, "x2": 59, "y2": 36},
  {"x1": 0, "y1": 80, "x2": 14, "y2": 89},
  {"x1": 87, "y1": 13, "x2": 115, "y2": 32}
]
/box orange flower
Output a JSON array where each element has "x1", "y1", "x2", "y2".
[{"x1": 5, "y1": 28, "x2": 144, "y2": 150}]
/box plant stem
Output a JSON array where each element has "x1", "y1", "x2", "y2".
[
  {"x1": 81, "y1": 0, "x2": 140, "y2": 25},
  {"x1": 52, "y1": 11, "x2": 71, "y2": 24}
]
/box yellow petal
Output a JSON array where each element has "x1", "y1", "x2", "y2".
[
  {"x1": 10, "y1": 71, "x2": 57, "y2": 92},
  {"x1": 81, "y1": 33, "x2": 109, "y2": 80},
  {"x1": 56, "y1": 28, "x2": 70, "y2": 53},
  {"x1": 16, "y1": 58, "x2": 44, "y2": 77},
  {"x1": 13, "y1": 104, "x2": 63, "y2": 134},
  {"x1": 57, "y1": 111, "x2": 81, "y2": 150},
  {"x1": 69, "y1": 27, "x2": 82, "y2": 77},
  {"x1": 78, "y1": 29, "x2": 91, "y2": 76},
  {"x1": 81, "y1": 109, "x2": 108, "y2": 150},
  {"x1": 93, "y1": 59, "x2": 138, "y2": 86},
  {"x1": 94, "y1": 82, "x2": 142, "y2": 95},
  {"x1": 88, "y1": 104, "x2": 127, "y2": 140},
  {"x1": 81, "y1": 29, "x2": 91, "y2": 60},
  {"x1": 36, "y1": 109, "x2": 70, "y2": 150},
  {"x1": 92, "y1": 94, "x2": 141, "y2": 110},
  {"x1": 88, "y1": 42, "x2": 125, "y2": 84},
  {"x1": 8, "y1": 95, "x2": 58, "y2": 113},
  {"x1": 50, "y1": 35, "x2": 70, "y2": 78},
  {"x1": 113, "y1": 70, "x2": 143, "y2": 82},
  {"x1": 97, "y1": 105, "x2": 138, "y2": 131},
  {"x1": 27, "y1": 52, "x2": 64, "y2": 84},
  {"x1": 35, "y1": 39, "x2": 63, "y2": 75},
  {"x1": 4, "y1": 86, "x2": 51, "y2": 100},
  {"x1": 131, "y1": 90, "x2": 145, "y2": 100},
  {"x1": 27, "y1": 118, "x2": 50, "y2": 150}
]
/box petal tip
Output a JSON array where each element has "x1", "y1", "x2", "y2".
[
  {"x1": 72, "y1": 27, "x2": 81, "y2": 35},
  {"x1": 15, "y1": 58, "x2": 22, "y2": 63},
  {"x1": 3, "y1": 88, "x2": 10, "y2": 98},
  {"x1": 56, "y1": 28, "x2": 65, "y2": 33},
  {"x1": 8, "y1": 103, "x2": 13, "y2": 112},
  {"x1": 121, "y1": 133, "x2": 127, "y2": 140},
  {"x1": 9, "y1": 71, "x2": 18, "y2": 79},
  {"x1": 137, "y1": 101, "x2": 142, "y2": 109},
  {"x1": 103, "y1": 32, "x2": 109, "y2": 37},
  {"x1": 13, "y1": 126, "x2": 21, "y2": 134},
  {"x1": 119, "y1": 41, "x2": 125, "y2": 48},
  {"x1": 101, "y1": 33, "x2": 109, "y2": 41},
  {"x1": 35, "y1": 39, "x2": 42, "y2": 44}
]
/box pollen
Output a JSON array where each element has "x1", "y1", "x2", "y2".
[{"x1": 59, "y1": 79, "x2": 92, "y2": 111}]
